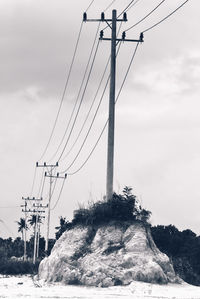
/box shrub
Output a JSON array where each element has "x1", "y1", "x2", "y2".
[
  {"x1": 72, "y1": 187, "x2": 138, "y2": 226},
  {"x1": 0, "y1": 259, "x2": 40, "y2": 275}
]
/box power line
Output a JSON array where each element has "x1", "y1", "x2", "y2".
[
  {"x1": 86, "y1": 0, "x2": 95, "y2": 12},
  {"x1": 142, "y1": 0, "x2": 189, "y2": 33},
  {"x1": 125, "y1": 0, "x2": 166, "y2": 32},
  {"x1": 37, "y1": 168, "x2": 45, "y2": 198},
  {"x1": 104, "y1": 0, "x2": 116, "y2": 12},
  {"x1": 38, "y1": 22, "x2": 84, "y2": 162},
  {"x1": 67, "y1": 41, "x2": 140, "y2": 176},
  {"x1": 60, "y1": 42, "x2": 122, "y2": 172},
  {"x1": 63, "y1": 74, "x2": 110, "y2": 172},
  {"x1": 102, "y1": 0, "x2": 139, "y2": 31},
  {"x1": 61, "y1": 23, "x2": 123, "y2": 163},
  {"x1": 0, "y1": 206, "x2": 20, "y2": 209},
  {"x1": 61, "y1": 55, "x2": 111, "y2": 161},
  {"x1": 58, "y1": 40, "x2": 101, "y2": 162},
  {"x1": 48, "y1": 23, "x2": 101, "y2": 162},
  {"x1": 118, "y1": 0, "x2": 137, "y2": 18},
  {"x1": 124, "y1": 0, "x2": 141, "y2": 13},
  {"x1": 30, "y1": 166, "x2": 37, "y2": 198},
  {"x1": 50, "y1": 179, "x2": 66, "y2": 211}
]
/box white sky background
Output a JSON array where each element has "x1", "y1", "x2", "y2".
[{"x1": 0, "y1": 0, "x2": 199, "y2": 239}]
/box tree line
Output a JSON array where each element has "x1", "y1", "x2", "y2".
[{"x1": 0, "y1": 187, "x2": 199, "y2": 285}]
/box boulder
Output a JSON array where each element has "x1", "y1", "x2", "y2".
[{"x1": 38, "y1": 221, "x2": 179, "y2": 287}]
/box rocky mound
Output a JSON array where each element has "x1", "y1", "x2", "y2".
[{"x1": 38, "y1": 221, "x2": 179, "y2": 287}]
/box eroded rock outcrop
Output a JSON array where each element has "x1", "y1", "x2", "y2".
[{"x1": 38, "y1": 221, "x2": 179, "y2": 287}]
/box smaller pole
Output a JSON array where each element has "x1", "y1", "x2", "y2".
[
  {"x1": 33, "y1": 205, "x2": 39, "y2": 264},
  {"x1": 36, "y1": 222, "x2": 40, "y2": 258},
  {"x1": 45, "y1": 167, "x2": 53, "y2": 253},
  {"x1": 24, "y1": 200, "x2": 27, "y2": 261}
]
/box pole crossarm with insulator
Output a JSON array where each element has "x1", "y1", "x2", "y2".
[{"x1": 83, "y1": 10, "x2": 144, "y2": 200}]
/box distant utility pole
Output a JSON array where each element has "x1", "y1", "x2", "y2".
[
  {"x1": 21, "y1": 199, "x2": 28, "y2": 261},
  {"x1": 83, "y1": 10, "x2": 143, "y2": 200},
  {"x1": 36, "y1": 162, "x2": 67, "y2": 254},
  {"x1": 44, "y1": 171, "x2": 67, "y2": 253},
  {"x1": 36, "y1": 162, "x2": 58, "y2": 253},
  {"x1": 32, "y1": 202, "x2": 47, "y2": 263},
  {"x1": 22, "y1": 196, "x2": 44, "y2": 264}
]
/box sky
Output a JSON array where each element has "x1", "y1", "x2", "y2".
[{"x1": 0, "y1": 0, "x2": 199, "y2": 240}]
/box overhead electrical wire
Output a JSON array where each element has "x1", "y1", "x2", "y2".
[
  {"x1": 37, "y1": 22, "x2": 84, "y2": 162},
  {"x1": 61, "y1": 54, "x2": 111, "y2": 161},
  {"x1": 62, "y1": 74, "x2": 111, "y2": 171},
  {"x1": 48, "y1": 22, "x2": 101, "y2": 162},
  {"x1": 142, "y1": 0, "x2": 189, "y2": 33},
  {"x1": 0, "y1": 206, "x2": 20, "y2": 209},
  {"x1": 104, "y1": 0, "x2": 117, "y2": 12},
  {"x1": 125, "y1": 0, "x2": 166, "y2": 32},
  {"x1": 86, "y1": 0, "x2": 95, "y2": 12},
  {"x1": 57, "y1": 40, "x2": 101, "y2": 162},
  {"x1": 124, "y1": 0, "x2": 141, "y2": 13},
  {"x1": 60, "y1": 42, "x2": 122, "y2": 172},
  {"x1": 50, "y1": 179, "x2": 66, "y2": 211},
  {"x1": 65, "y1": 41, "x2": 140, "y2": 176},
  {"x1": 60, "y1": 23, "x2": 123, "y2": 166},
  {"x1": 30, "y1": 166, "x2": 37, "y2": 198},
  {"x1": 39, "y1": 174, "x2": 46, "y2": 199},
  {"x1": 37, "y1": 168, "x2": 45, "y2": 198},
  {"x1": 102, "y1": 0, "x2": 140, "y2": 31},
  {"x1": 118, "y1": 0, "x2": 138, "y2": 18}
]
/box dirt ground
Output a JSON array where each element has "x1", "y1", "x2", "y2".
[{"x1": 0, "y1": 275, "x2": 200, "y2": 299}]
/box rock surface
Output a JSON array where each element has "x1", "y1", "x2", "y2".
[{"x1": 38, "y1": 221, "x2": 179, "y2": 287}]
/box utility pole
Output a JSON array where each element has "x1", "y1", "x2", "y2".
[
  {"x1": 22, "y1": 196, "x2": 44, "y2": 264},
  {"x1": 83, "y1": 10, "x2": 143, "y2": 200},
  {"x1": 36, "y1": 161, "x2": 68, "y2": 254},
  {"x1": 36, "y1": 162, "x2": 58, "y2": 253},
  {"x1": 32, "y1": 202, "x2": 47, "y2": 263},
  {"x1": 44, "y1": 171, "x2": 67, "y2": 253},
  {"x1": 21, "y1": 199, "x2": 28, "y2": 261}
]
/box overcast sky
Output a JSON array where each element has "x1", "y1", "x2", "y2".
[{"x1": 0, "y1": 0, "x2": 199, "y2": 239}]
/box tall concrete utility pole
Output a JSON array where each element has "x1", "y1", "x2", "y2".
[
  {"x1": 106, "y1": 9, "x2": 117, "y2": 201},
  {"x1": 83, "y1": 10, "x2": 143, "y2": 200}
]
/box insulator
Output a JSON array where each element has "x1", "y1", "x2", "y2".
[
  {"x1": 65, "y1": 173, "x2": 67, "y2": 179},
  {"x1": 100, "y1": 30, "x2": 104, "y2": 39},
  {"x1": 83, "y1": 12, "x2": 87, "y2": 22},
  {"x1": 123, "y1": 12, "x2": 127, "y2": 21},
  {"x1": 57, "y1": 172, "x2": 59, "y2": 177},
  {"x1": 122, "y1": 31, "x2": 126, "y2": 40},
  {"x1": 44, "y1": 162, "x2": 46, "y2": 166},
  {"x1": 140, "y1": 32, "x2": 144, "y2": 42},
  {"x1": 101, "y1": 12, "x2": 105, "y2": 21},
  {"x1": 45, "y1": 172, "x2": 47, "y2": 177},
  {"x1": 56, "y1": 162, "x2": 59, "y2": 167},
  {"x1": 33, "y1": 197, "x2": 35, "y2": 200},
  {"x1": 36, "y1": 162, "x2": 38, "y2": 167}
]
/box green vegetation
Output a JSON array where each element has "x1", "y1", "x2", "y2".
[
  {"x1": 151, "y1": 225, "x2": 200, "y2": 286},
  {"x1": 55, "y1": 187, "x2": 151, "y2": 239},
  {"x1": 1, "y1": 186, "x2": 200, "y2": 286},
  {"x1": 0, "y1": 236, "x2": 55, "y2": 275},
  {"x1": 0, "y1": 259, "x2": 40, "y2": 275}
]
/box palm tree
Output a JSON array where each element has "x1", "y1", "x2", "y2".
[
  {"x1": 28, "y1": 214, "x2": 42, "y2": 263},
  {"x1": 16, "y1": 217, "x2": 28, "y2": 260}
]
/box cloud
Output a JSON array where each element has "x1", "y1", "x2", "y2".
[{"x1": 132, "y1": 50, "x2": 200, "y2": 96}]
